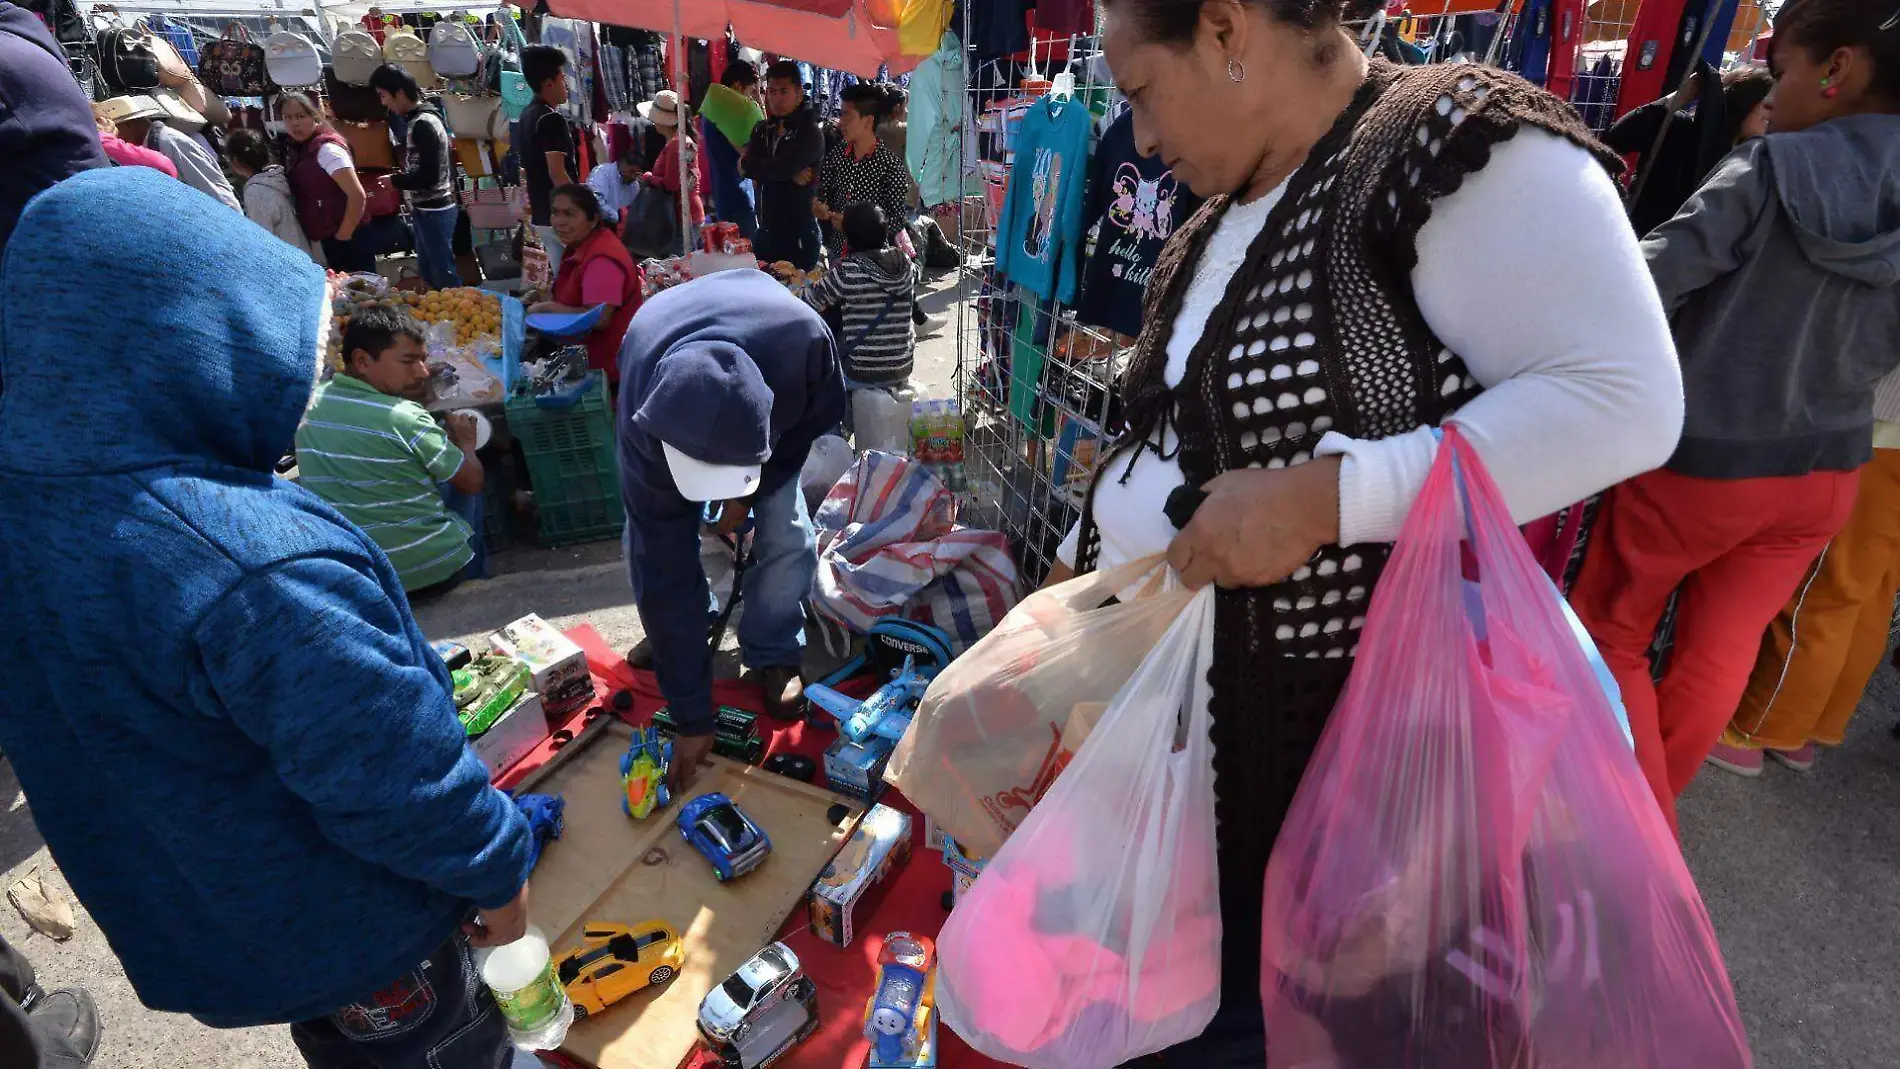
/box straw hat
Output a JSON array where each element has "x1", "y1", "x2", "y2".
[
  {"x1": 638, "y1": 89, "x2": 684, "y2": 129},
  {"x1": 98, "y1": 95, "x2": 166, "y2": 124}
]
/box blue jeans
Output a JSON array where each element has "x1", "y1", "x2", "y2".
[
  {"x1": 625, "y1": 476, "x2": 814, "y2": 670},
  {"x1": 290, "y1": 934, "x2": 542, "y2": 1069},
  {"x1": 734, "y1": 474, "x2": 816, "y2": 669},
  {"x1": 412, "y1": 205, "x2": 463, "y2": 290},
  {"x1": 409, "y1": 484, "x2": 489, "y2": 601}
]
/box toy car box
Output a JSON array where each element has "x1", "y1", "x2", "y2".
[
  {"x1": 940, "y1": 834, "x2": 986, "y2": 907},
  {"x1": 490, "y1": 613, "x2": 593, "y2": 722},
  {"x1": 454, "y1": 655, "x2": 532, "y2": 736},
  {"x1": 470, "y1": 691, "x2": 546, "y2": 778},
  {"x1": 808, "y1": 804, "x2": 911, "y2": 948},
  {"x1": 824, "y1": 734, "x2": 894, "y2": 805}
]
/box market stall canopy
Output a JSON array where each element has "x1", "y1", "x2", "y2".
[{"x1": 547, "y1": 0, "x2": 950, "y2": 76}]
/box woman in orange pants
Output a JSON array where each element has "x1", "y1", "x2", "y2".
[
  {"x1": 1712, "y1": 422, "x2": 1900, "y2": 776},
  {"x1": 1569, "y1": 0, "x2": 1900, "y2": 831}
]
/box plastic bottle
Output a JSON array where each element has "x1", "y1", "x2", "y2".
[{"x1": 477, "y1": 925, "x2": 574, "y2": 1051}]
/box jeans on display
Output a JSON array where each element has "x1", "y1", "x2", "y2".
[
  {"x1": 411, "y1": 205, "x2": 464, "y2": 290},
  {"x1": 0, "y1": 933, "x2": 86, "y2": 1069},
  {"x1": 290, "y1": 933, "x2": 542, "y2": 1069},
  {"x1": 753, "y1": 216, "x2": 821, "y2": 271}
]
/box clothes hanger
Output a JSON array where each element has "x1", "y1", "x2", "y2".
[{"x1": 1050, "y1": 36, "x2": 1077, "y2": 99}]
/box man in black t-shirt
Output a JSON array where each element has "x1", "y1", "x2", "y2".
[{"x1": 518, "y1": 44, "x2": 577, "y2": 270}]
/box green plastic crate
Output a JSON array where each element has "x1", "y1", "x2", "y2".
[{"x1": 506, "y1": 375, "x2": 624, "y2": 546}]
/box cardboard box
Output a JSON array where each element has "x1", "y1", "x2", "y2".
[
  {"x1": 454, "y1": 654, "x2": 531, "y2": 736},
  {"x1": 824, "y1": 734, "x2": 893, "y2": 805},
  {"x1": 490, "y1": 614, "x2": 592, "y2": 721},
  {"x1": 922, "y1": 814, "x2": 946, "y2": 853},
  {"x1": 470, "y1": 691, "x2": 547, "y2": 778},
  {"x1": 808, "y1": 805, "x2": 911, "y2": 948}
]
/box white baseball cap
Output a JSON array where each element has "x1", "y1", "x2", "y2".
[{"x1": 662, "y1": 441, "x2": 761, "y2": 503}]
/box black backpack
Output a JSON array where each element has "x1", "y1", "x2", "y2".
[{"x1": 95, "y1": 24, "x2": 162, "y2": 92}]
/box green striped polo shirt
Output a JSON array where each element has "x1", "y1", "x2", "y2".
[{"x1": 295, "y1": 374, "x2": 472, "y2": 591}]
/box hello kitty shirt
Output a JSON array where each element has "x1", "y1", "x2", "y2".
[{"x1": 1075, "y1": 110, "x2": 1205, "y2": 339}]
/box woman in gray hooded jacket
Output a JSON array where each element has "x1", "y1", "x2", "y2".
[
  {"x1": 1571, "y1": 0, "x2": 1900, "y2": 829},
  {"x1": 225, "y1": 129, "x2": 325, "y2": 266}
]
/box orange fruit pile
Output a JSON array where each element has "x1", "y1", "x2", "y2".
[{"x1": 406, "y1": 287, "x2": 504, "y2": 346}]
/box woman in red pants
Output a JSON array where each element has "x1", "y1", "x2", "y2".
[{"x1": 1570, "y1": 0, "x2": 1900, "y2": 831}]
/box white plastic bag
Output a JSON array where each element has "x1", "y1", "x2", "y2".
[{"x1": 937, "y1": 585, "x2": 1221, "y2": 1068}]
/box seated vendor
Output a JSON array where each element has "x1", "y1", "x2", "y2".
[
  {"x1": 617, "y1": 270, "x2": 845, "y2": 790},
  {"x1": 528, "y1": 184, "x2": 642, "y2": 388},
  {"x1": 297, "y1": 306, "x2": 488, "y2": 594}
]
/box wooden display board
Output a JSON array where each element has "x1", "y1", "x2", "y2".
[{"x1": 518, "y1": 719, "x2": 863, "y2": 1069}]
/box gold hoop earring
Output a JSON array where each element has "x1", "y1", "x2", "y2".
[{"x1": 1228, "y1": 57, "x2": 1246, "y2": 83}]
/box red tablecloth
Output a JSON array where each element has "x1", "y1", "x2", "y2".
[{"x1": 502, "y1": 625, "x2": 997, "y2": 1069}]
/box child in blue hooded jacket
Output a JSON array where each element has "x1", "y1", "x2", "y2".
[{"x1": 0, "y1": 166, "x2": 536, "y2": 1069}]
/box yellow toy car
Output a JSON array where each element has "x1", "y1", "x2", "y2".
[{"x1": 555, "y1": 921, "x2": 686, "y2": 1019}]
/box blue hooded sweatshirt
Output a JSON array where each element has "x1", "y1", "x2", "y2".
[
  {"x1": 616, "y1": 270, "x2": 844, "y2": 734},
  {"x1": 0, "y1": 168, "x2": 533, "y2": 1027}
]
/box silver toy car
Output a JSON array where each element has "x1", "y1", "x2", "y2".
[{"x1": 696, "y1": 942, "x2": 818, "y2": 1068}]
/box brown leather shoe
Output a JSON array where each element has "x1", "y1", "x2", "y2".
[
  {"x1": 625, "y1": 637, "x2": 654, "y2": 671},
  {"x1": 756, "y1": 665, "x2": 805, "y2": 721}
]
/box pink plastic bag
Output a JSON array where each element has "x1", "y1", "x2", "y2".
[{"x1": 1259, "y1": 428, "x2": 1751, "y2": 1069}]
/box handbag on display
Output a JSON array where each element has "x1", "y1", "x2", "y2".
[
  {"x1": 331, "y1": 28, "x2": 383, "y2": 86},
  {"x1": 461, "y1": 184, "x2": 525, "y2": 229},
  {"x1": 444, "y1": 94, "x2": 506, "y2": 142},
  {"x1": 149, "y1": 87, "x2": 206, "y2": 133},
  {"x1": 146, "y1": 33, "x2": 193, "y2": 87},
  {"x1": 361, "y1": 172, "x2": 402, "y2": 218},
  {"x1": 382, "y1": 27, "x2": 437, "y2": 88},
  {"x1": 324, "y1": 67, "x2": 387, "y2": 123},
  {"x1": 620, "y1": 185, "x2": 679, "y2": 260},
  {"x1": 264, "y1": 30, "x2": 322, "y2": 89},
  {"x1": 198, "y1": 23, "x2": 268, "y2": 96},
  {"x1": 338, "y1": 119, "x2": 396, "y2": 170},
  {"x1": 427, "y1": 19, "x2": 485, "y2": 79},
  {"x1": 95, "y1": 24, "x2": 162, "y2": 92}
]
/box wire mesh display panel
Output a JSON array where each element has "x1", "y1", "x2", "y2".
[{"x1": 946, "y1": 1, "x2": 1768, "y2": 583}]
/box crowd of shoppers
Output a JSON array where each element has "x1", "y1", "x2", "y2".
[{"x1": 20, "y1": 2, "x2": 1900, "y2": 1066}]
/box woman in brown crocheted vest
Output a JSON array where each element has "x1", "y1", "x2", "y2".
[{"x1": 1034, "y1": 0, "x2": 1688, "y2": 1063}]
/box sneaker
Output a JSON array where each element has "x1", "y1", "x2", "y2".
[
  {"x1": 1768, "y1": 742, "x2": 1817, "y2": 772},
  {"x1": 1705, "y1": 739, "x2": 1765, "y2": 777},
  {"x1": 27, "y1": 987, "x2": 101, "y2": 1066},
  {"x1": 918, "y1": 312, "x2": 949, "y2": 336}
]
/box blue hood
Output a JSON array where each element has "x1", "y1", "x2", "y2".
[{"x1": 0, "y1": 167, "x2": 326, "y2": 476}]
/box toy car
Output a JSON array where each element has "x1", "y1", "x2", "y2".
[
  {"x1": 698, "y1": 942, "x2": 818, "y2": 1069},
  {"x1": 554, "y1": 920, "x2": 686, "y2": 1019},
  {"x1": 620, "y1": 726, "x2": 672, "y2": 819},
  {"x1": 864, "y1": 932, "x2": 937, "y2": 1067},
  {"x1": 678, "y1": 792, "x2": 771, "y2": 881}
]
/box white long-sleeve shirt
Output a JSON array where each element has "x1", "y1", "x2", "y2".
[{"x1": 1059, "y1": 128, "x2": 1683, "y2": 570}]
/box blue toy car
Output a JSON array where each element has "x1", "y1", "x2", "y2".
[{"x1": 678, "y1": 793, "x2": 771, "y2": 881}]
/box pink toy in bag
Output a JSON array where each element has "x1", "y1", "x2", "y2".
[
  {"x1": 1259, "y1": 427, "x2": 1751, "y2": 1069},
  {"x1": 937, "y1": 584, "x2": 1221, "y2": 1068}
]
